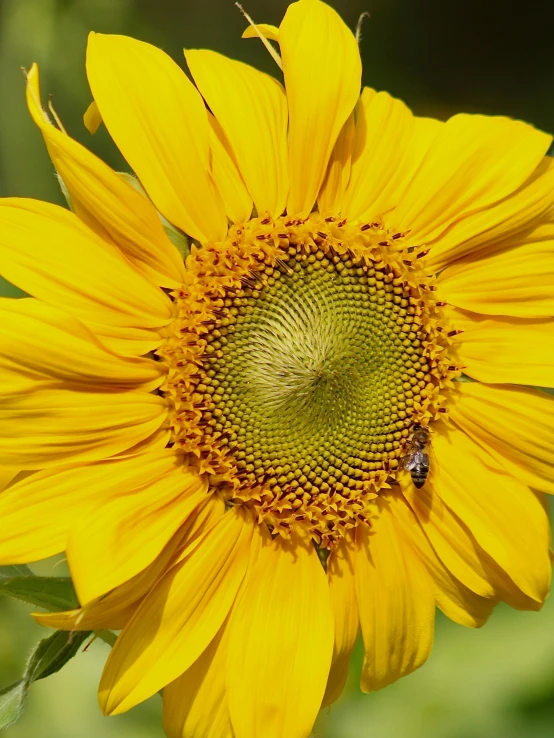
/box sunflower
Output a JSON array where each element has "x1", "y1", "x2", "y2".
[{"x1": 1, "y1": 0, "x2": 553, "y2": 736}]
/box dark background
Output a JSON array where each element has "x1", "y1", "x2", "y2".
[
  {"x1": 1, "y1": 1, "x2": 554, "y2": 736},
  {"x1": 1, "y1": 0, "x2": 554, "y2": 201}
]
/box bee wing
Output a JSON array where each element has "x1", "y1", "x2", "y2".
[
  {"x1": 404, "y1": 449, "x2": 431, "y2": 470},
  {"x1": 417, "y1": 450, "x2": 429, "y2": 466},
  {"x1": 427, "y1": 444, "x2": 440, "y2": 481}
]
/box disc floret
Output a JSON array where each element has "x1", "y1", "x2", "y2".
[{"x1": 158, "y1": 214, "x2": 459, "y2": 547}]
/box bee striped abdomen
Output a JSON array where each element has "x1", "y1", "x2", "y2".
[
  {"x1": 403, "y1": 424, "x2": 431, "y2": 489},
  {"x1": 409, "y1": 452, "x2": 430, "y2": 488}
]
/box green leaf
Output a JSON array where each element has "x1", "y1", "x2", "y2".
[
  {"x1": 162, "y1": 220, "x2": 191, "y2": 260},
  {"x1": 453, "y1": 373, "x2": 477, "y2": 383},
  {"x1": 0, "y1": 564, "x2": 33, "y2": 579},
  {"x1": 0, "y1": 681, "x2": 27, "y2": 730},
  {"x1": 27, "y1": 630, "x2": 90, "y2": 682},
  {"x1": 95, "y1": 629, "x2": 118, "y2": 647},
  {"x1": 0, "y1": 276, "x2": 26, "y2": 299},
  {"x1": 0, "y1": 630, "x2": 90, "y2": 730},
  {"x1": 0, "y1": 574, "x2": 118, "y2": 727},
  {"x1": 0, "y1": 576, "x2": 78, "y2": 611}
]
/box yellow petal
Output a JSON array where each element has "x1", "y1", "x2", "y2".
[
  {"x1": 390, "y1": 491, "x2": 495, "y2": 628},
  {"x1": 432, "y1": 424, "x2": 551, "y2": 604},
  {"x1": 36, "y1": 496, "x2": 226, "y2": 632},
  {"x1": 0, "y1": 450, "x2": 173, "y2": 564},
  {"x1": 341, "y1": 89, "x2": 414, "y2": 222},
  {"x1": 242, "y1": 24, "x2": 280, "y2": 42},
  {"x1": 0, "y1": 198, "x2": 173, "y2": 329},
  {"x1": 34, "y1": 601, "x2": 137, "y2": 633},
  {"x1": 0, "y1": 468, "x2": 18, "y2": 493},
  {"x1": 116, "y1": 427, "x2": 171, "y2": 456},
  {"x1": 437, "y1": 228, "x2": 554, "y2": 318},
  {"x1": 68, "y1": 465, "x2": 208, "y2": 605},
  {"x1": 0, "y1": 387, "x2": 167, "y2": 469},
  {"x1": 0, "y1": 299, "x2": 163, "y2": 391},
  {"x1": 86, "y1": 33, "x2": 227, "y2": 243},
  {"x1": 401, "y1": 479, "x2": 497, "y2": 599},
  {"x1": 26, "y1": 64, "x2": 186, "y2": 288},
  {"x1": 208, "y1": 114, "x2": 253, "y2": 224},
  {"x1": 172, "y1": 493, "x2": 228, "y2": 561},
  {"x1": 403, "y1": 473, "x2": 546, "y2": 614},
  {"x1": 80, "y1": 320, "x2": 163, "y2": 358},
  {"x1": 486, "y1": 560, "x2": 548, "y2": 612},
  {"x1": 447, "y1": 306, "x2": 554, "y2": 387},
  {"x1": 322, "y1": 533, "x2": 359, "y2": 708},
  {"x1": 426, "y1": 156, "x2": 554, "y2": 272},
  {"x1": 317, "y1": 111, "x2": 355, "y2": 214},
  {"x1": 362, "y1": 115, "x2": 444, "y2": 221},
  {"x1": 83, "y1": 100, "x2": 102, "y2": 134},
  {"x1": 163, "y1": 621, "x2": 233, "y2": 738},
  {"x1": 451, "y1": 383, "x2": 554, "y2": 495},
  {"x1": 394, "y1": 114, "x2": 552, "y2": 244},
  {"x1": 333, "y1": 109, "x2": 443, "y2": 225},
  {"x1": 280, "y1": 0, "x2": 361, "y2": 215},
  {"x1": 355, "y1": 499, "x2": 435, "y2": 692},
  {"x1": 185, "y1": 49, "x2": 288, "y2": 218},
  {"x1": 227, "y1": 528, "x2": 333, "y2": 738},
  {"x1": 0, "y1": 464, "x2": 91, "y2": 563},
  {"x1": 99, "y1": 507, "x2": 253, "y2": 715}
]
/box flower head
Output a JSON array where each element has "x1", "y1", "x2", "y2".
[{"x1": 0, "y1": 1, "x2": 553, "y2": 737}]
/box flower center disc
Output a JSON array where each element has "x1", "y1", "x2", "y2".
[
  {"x1": 161, "y1": 215, "x2": 453, "y2": 546},
  {"x1": 207, "y1": 252, "x2": 417, "y2": 481}
]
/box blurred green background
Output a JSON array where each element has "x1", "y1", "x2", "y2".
[{"x1": 1, "y1": 0, "x2": 554, "y2": 736}]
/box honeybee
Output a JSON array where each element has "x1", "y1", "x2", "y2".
[{"x1": 403, "y1": 424, "x2": 431, "y2": 489}]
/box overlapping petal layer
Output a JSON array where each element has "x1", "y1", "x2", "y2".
[
  {"x1": 447, "y1": 307, "x2": 554, "y2": 387},
  {"x1": 401, "y1": 479, "x2": 497, "y2": 599},
  {"x1": 437, "y1": 225, "x2": 554, "y2": 318},
  {"x1": 317, "y1": 112, "x2": 355, "y2": 213},
  {"x1": 0, "y1": 199, "x2": 172, "y2": 329},
  {"x1": 25, "y1": 64, "x2": 186, "y2": 288},
  {"x1": 86, "y1": 33, "x2": 227, "y2": 243},
  {"x1": 342, "y1": 89, "x2": 414, "y2": 221},
  {"x1": 227, "y1": 528, "x2": 334, "y2": 738},
  {"x1": 394, "y1": 114, "x2": 552, "y2": 245},
  {"x1": 186, "y1": 50, "x2": 289, "y2": 218},
  {"x1": 0, "y1": 387, "x2": 167, "y2": 469},
  {"x1": 355, "y1": 497, "x2": 435, "y2": 692},
  {"x1": 450, "y1": 383, "x2": 554, "y2": 495},
  {"x1": 100, "y1": 507, "x2": 254, "y2": 715},
  {"x1": 280, "y1": 0, "x2": 361, "y2": 215},
  {"x1": 0, "y1": 299, "x2": 163, "y2": 391},
  {"x1": 0, "y1": 468, "x2": 19, "y2": 493},
  {"x1": 322, "y1": 534, "x2": 359, "y2": 707},
  {"x1": 0, "y1": 451, "x2": 179, "y2": 564},
  {"x1": 68, "y1": 461, "x2": 208, "y2": 604},
  {"x1": 432, "y1": 425, "x2": 551, "y2": 603},
  {"x1": 425, "y1": 156, "x2": 554, "y2": 271},
  {"x1": 163, "y1": 623, "x2": 233, "y2": 738},
  {"x1": 391, "y1": 491, "x2": 496, "y2": 628},
  {"x1": 34, "y1": 497, "x2": 225, "y2": 632},
  {"x1": 207, "y1": 114, "x2": 253, "y2": 224}
]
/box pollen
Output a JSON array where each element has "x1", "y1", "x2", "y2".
[{"x1": 158, "y1": 214, "x2": 459, "y2": 547}]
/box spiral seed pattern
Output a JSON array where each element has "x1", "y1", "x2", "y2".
[{"x1": 160, "y1": 214, "x2": 457, "y2": 545}]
